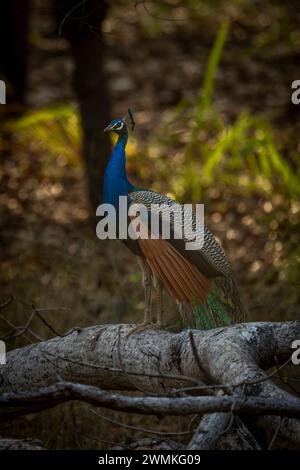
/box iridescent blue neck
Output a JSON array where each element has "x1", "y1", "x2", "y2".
[{"x1": 103, "y1": 131, "x2": 133, "y2": 208}]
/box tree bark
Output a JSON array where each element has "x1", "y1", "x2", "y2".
[
  {"x1": 56, "y1": 0, "x2": 111, "y2": 214},
  {"x1": 1, "y1": 322, "x2": 299, "y2": 393},
  {"x1": 1, "y1": 321, "x2": 300, "y2": 449},
  {"x1": 0, "y1": 0, "x2": 30, "y2": 115},
  {"x1": 0, "y1": 437, "x2": 44, "y2": 450}
]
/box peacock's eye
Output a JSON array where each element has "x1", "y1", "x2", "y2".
[{"x1": 115, "y1": 122, "x2": 124, "y2": 130}]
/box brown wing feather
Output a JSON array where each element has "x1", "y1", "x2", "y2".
[
  {"x1": 138, "y1": 238, "x2": 212, "y2": 304},
  {"x1": 162, "y1": 250, "x2": 202, "y2": 300},
  {"x1": 138, "y1": 238, "x2": 187, "y2": 299}
]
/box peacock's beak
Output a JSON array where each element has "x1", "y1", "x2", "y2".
[{"x1": 104, "y1": 124, "x2": 113, "y2": 132}]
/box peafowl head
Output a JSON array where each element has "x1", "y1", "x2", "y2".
[
  {"x1": 104, "y1": 109, "x2": 135, "y2": 135},
  {"x1": 104, "y1": 118, "x2": 127, "y2": 136}
]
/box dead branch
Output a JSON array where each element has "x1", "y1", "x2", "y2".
[
  {"x1": 1, "y1": 322, "x2": 299, "y2": 393},
  {"x1": 1, "y1": 381, "x2": 300, "y2": 423},
  {"x1": 0, "y1": 437, "x2": 45, "y2": 450},
  {"x1": 1, "y1": 321, "x2": 300, "y2": 449},
  {"x1": 187, "y1": 412, "x2": 231, "y2": 450}
]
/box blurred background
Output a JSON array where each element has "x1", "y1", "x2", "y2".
[{"x1": 0, "y1": 0, "x2": 300, "y2": 449}]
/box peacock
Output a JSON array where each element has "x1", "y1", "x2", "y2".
[{"x1": 102, "y1": 110, "x2": 247, "y2": 335}]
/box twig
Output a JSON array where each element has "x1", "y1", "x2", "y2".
[
  {"x1": 0, "y1": 315, "x2": 43, "y2": 342},
  {"x1": 274, "y1": 355, "x2": 300, "y2": 396},
  {"x1": 172, "y1": 355, "x2": 293, "y2": 396},
  {"x1": 0, "y1": 296, "x2": 14, "y2": 309},
  {"x1": 89, "y1": 408, "x2": 192, "y2": 437},
  {"x1": 33, "y1": 306, "x2": 80, "y2": 338},
  {"x1": 136, "y1": 0, "x2": 186, "y2": 22},
  {"x1": 0, "y1": 296, "x2": 72, "y2": 341},
  {"x1": 58, "y1": 0, "x2": 87, "y2": 36},
  {"x1": 0, "y1": 309, "x2": 36, "y2": 341},
  {"x1": 268, "y1": 417, "x2": 282, "y2": 449}
]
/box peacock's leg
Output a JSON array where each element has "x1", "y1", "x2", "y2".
[
  {"x1": 141, "y1": 258, "x2": 152, "y2": 323},
  {"x1": 126, "y1": 258, "x2": 154, "y2": 337},
  {"x1": 126, "y1": 273, "x2": 165, "y2": 337},
  {"x1": 155, "y1": 278, "x2": 164, "y2": 328}
]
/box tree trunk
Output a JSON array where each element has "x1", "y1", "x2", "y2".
[
  {"x1": 56, "y1": 0, "x2": 111, "y2": 214},
  {"x1": 0, "y1": 0, "x2": 30, "y2": 116}
]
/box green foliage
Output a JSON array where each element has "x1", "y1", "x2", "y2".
[
  {"x1": 185, "y1": 19, "x2": 230, "y2": 161},
  {"x1": 5, "y1": 104, "x2": 81, "y2": 167},
  {"x1": 143, "y1": 21, "x2": 300, "y2": 203},
  {"x1": 198, "y1": 113, "x2": 300, "y2": 200}
]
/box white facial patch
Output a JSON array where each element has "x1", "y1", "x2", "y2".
[{"x1": 114, "y1": 122, "x2": 124, "y2": 131}]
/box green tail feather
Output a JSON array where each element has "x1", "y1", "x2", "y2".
[
  {"x1": 192, "y1": 287, "x2": 232, "y2": 329},
  {"x1": 179, "y1": 278, "x2": 246, "y2": 330}
]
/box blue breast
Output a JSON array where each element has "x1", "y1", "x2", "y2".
[{"x1": 103, "y1": 133, "x2": 133, "y2": 209}]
